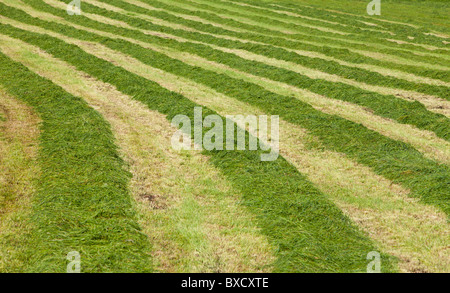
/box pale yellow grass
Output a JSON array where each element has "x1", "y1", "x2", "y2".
[
  {"x1": 0, "y1": 35, "x2": 276, "y2": 273},
  {"x1": 386, "y1": 38, "x2": 450, "y2": 52},
  {"x1": 28, "y1": 34, "x2": 449, "y2": 272},
  {"x1": 0, "y1": 88, "x2": 40, "y2": 272}
]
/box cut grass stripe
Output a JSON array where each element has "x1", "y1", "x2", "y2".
[
  {"x1": 2, "y1": 21, "x2": 449, "y2": 219},
  {"x1": 0, "y1": 51, "x2": 152, "y2": 273},
  {"x1": 264, "y1": 0, "x2": 449, "y2": 40},
  {"x1": 3, "y1": 2, "x2": 448, "y2": 142},
  {"x1": 142, "y1": 44, "x2": 450, "y2": 164},
  {"x1": 0, "y1": 26, "x2": 397, "y2": 273},
  {"x1": 219, "y1": 0, "x2": 450, "y2": 51},
  {"x1": 15, "y1": 12, "x2": 445, "y2": 167},
  {"x1": 185, "y1": 0, "x2": 352, "y2": 36},
  {"x1": 0, "y1": 89, "x2": 40, "y2": 272},
  {"x1": 0, "y1": 33, "x2": 277, "y2": 273}
]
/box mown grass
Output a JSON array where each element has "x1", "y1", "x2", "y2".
[
  {"x1": 0, "y1": 36, "x2": 277, "y2": 272},
  {"x1": 267, "y1": 0, "x2": 450, "y2": 35},
  {"x1": 1, "y1": 3, "x2": 449, "y2": 213},
  {"x1": 166, "y1": 0, "x2": 449, "y2": 49},
  {"x1": 4, "y1": 1, "x2": 449, "y2": 142},
  {"x1": 0, "y1": 0, "x2": 447, "y2": 273},
  {"x1": 34, "y1": 0, "x2": 450, "y2": 77},
  {"x1": 0, "y1": 89, "x2": 40, "y2": 272},
  {"x1": 0, "y1": 52, "x2": 152, "y2": 273},
  {"x1": 88, "y1": 0, "x2": 450, "y2": 98},
  {"x1": 138, "y1": 0, "x2": 450, "y2": 67},
  {"x1": 86, "y1": 0, "x2": 449, "y2": 92},
  {"x1": 0, "y1": 26, "x2": 398, "y2": 272}
]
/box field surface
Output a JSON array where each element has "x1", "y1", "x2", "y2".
[{"x1": 0, "y1": 0, "x2": 448, "y2": 273}]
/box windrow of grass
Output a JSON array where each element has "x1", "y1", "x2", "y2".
[
  {"x1": 1, "y1": 22, "x2": 449, "y2": 219},
  {"x1": 3, "y1": 2, "x2": 449, "y2": 142},
  {"x1": 37, "y1": 2, "x2": 448, "y2": 82},
  {"x1": 95, "y1": 0, "x2": 450, "y2": 79},
  {"x1": 0, "y1": 26, "x2": 398, "y2": 273},
  {"x1": 39, "y1": 0, "x2": 450, "y2": 74},
  {"x1": 95, "y1": 1, "x2": 448, "y2": 100},
  {"x1": 140, "y1": 0, "x2": 450, "y2": 65},
  {"x1": 0, "y1": 52, "x2": 153, "y2": 273},
  {"x1": 197, "y1": 0, "x2": 450, "y2": 48}
]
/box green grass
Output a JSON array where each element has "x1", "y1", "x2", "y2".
[
  {"x1": 138, "y1": 0, "x2": 450, "y2": 65},
  {"x1": 99, "y1": 0, "x2": 450, "y2": 78},
  {"x1": 87, "y1": 0, "x2": 450, "y2": 100},
  {"x1": 1, "y1": 1, "x2": 449, "y2": 212},
  {"x1": 0, "y1": 25, "x2": 398, "y2": 273},
  {"x1": 266, "y1": 0, "x2": 450, "y2": 34},
  {"x1": 5, "y1": 1, "x2": 449, "y2": 141},
  {"x1": 0, "y1": 52, "x2": 152, "y2": 273},
  {"x1": 167, "y1": 0, "x2": 449, "y2": 49},
  {"x1": 0, "y1": 0, "x2": 448, "y2": 273}
]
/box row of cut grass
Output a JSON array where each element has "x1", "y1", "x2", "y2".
[
  {"x1": 0, "y1": 26, "x2": 397, "y2": 273},
  {"x1": 5, "y1": 23, "x2": 449, "y2": 273},
  {"x1": 260, "y1": 0, "x2": 449, "y2": 38},
  {"x1": 36, "y1": 0, "x2": 450, "y2": 82},
  {"x1": 75, "y1": 0, "x2": 450, "y2": 98},
  {"x1": 61, "y1": 28, "x2": 450, "y2": 274},
  {"x1": 85, "y1": 0, "x2": 450, "y2": 88}
]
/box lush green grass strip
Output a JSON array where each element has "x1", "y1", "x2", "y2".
[
  {"x1": 1, "y1": 19, "x2": 449, "y2": 219},
  {"x1": 0, "y1": 52, "x2": 152, "y2": 273},
  {"x1": 0, "y1": 26, "x2": 396, "y2": 273},
  {"x1": 4, "y1": 1, "x2": 449, "y2": 141}
]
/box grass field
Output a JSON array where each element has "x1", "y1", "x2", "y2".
[{"x1": 0, "y1": 0, "x2": 448, "y2": 273}]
